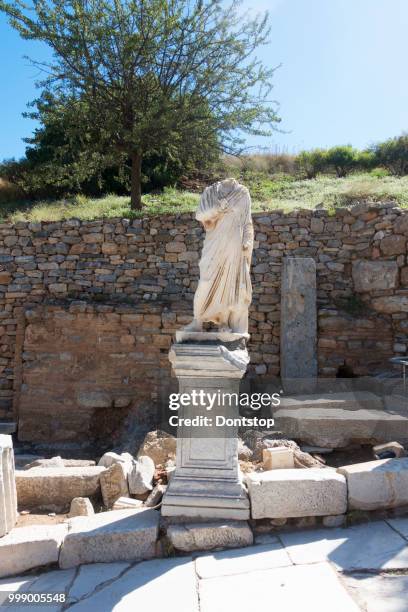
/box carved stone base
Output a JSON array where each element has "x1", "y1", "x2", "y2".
[{"x1": 161, "y1": 340, "x2": 250, "y2": 520}]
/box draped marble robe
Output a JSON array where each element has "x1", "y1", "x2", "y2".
[{"x1": 186, "y1": 179, "x2": 254, "y2": 334}]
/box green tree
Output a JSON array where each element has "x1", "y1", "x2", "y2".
[
  {"x1": 325, "y1": 145, "x2": 357, "y2": 178},
  {"x1": 0, "y1": 0, "x2": 279, "y2": 209},
  {"x1": 296, "y1": 149, "x2": 327, "y2": 179},
  {"x1": 372, "y1": 134, "x2": 408, "y2": 176}
]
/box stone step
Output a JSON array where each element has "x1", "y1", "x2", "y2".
[
  {"x1": 273, "y1": 404, "x2": 408, "y2": 448},
  {"x1": 0, "y1": 422, "x2": 16, "y2": 434},
  {"x1": 59, "y1": 508, "x2": 159, "y2": 568}
]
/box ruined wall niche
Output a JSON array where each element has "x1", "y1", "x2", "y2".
[{"x1": 0, "y1": 201, "x2": 407, "y2": 445}]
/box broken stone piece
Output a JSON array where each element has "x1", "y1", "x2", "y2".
[
  {"x1": 145, "y1": 484, "x2": 167, "y2": 507},
  {"x1": 97, "y1": 451, "x2": 133, "y2": 471},
  {"x1": 373, "y1": 441, "x2": 406, "y2": 460},
  {"x1": 100, "y1": 463, "x2": 129, "y2": 508},
  {"x1": 128, "y1": 456, "x2": 155, "y2": 495},
  {"x1": 24, "y1": 456, "x2": 65, "y2": 469},
  {"x1": 68, "y1": 497, "x2": 95, "y2": 518},
  {"x1": 112, "y1": 497, "x2": 144, "y2": 510}
]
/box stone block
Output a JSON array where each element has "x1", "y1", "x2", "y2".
[
  {"x1": 167, "y1": 521, "x2": 253, "y2": 552},
  {"x1": 112, "y1": 496, "x2": 144, "y2": 510},
  {"x1": 59, "y1": 508, "x2": 159, "y2": 568},
  {"x1": 371, "y1": 295, "x2": 408, "y2": 314},
  {"x1": 262, "y1": 447, "x2": 294, "y2": 470},
  {"x1": 280, "y1": 258, "x2": 317, "y2": 393},
  {"x1": 338, "y1": 458, "x2": 408, "y2": 510},
  {"x1": 16, "y1": 467, "x2": 106, "y2": 512},
  {"x1": 380, "y1": 234, "x2": 406, "y2": 255},
  {"x1": 0, "y1": 435, "x2": 17, "y2": 537},
  {"x1": 246, "y1": 468, "x2": 347, "y2": 519},
  {"x1": 0, "y1": 524, "x2": 67, "y2": 578},
  {"x1": 352, "y1": 260, "x2": 398, "y2": 292}
]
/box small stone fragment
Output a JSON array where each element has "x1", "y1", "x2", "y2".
[
  {"x1": 145, "y1": 484, "x2": 167, "y2": 507},
  {"x1": 69, "y1": 497, "x2": 95, "y2": 517},
  {"x1": 24, "y1": 456, "x2": 64, "y2": 469}
]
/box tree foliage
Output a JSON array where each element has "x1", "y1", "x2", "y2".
[
  {"x1": 296, "y1": 149, "x2": 327, "y2": 179},
  {"x1": 0, "y1": 0, "x2": 279, "y2": 208},
  {"x1": 325, "y1": 145, "x2": 357, "y2": 178},
  {"x1": 372, "y1": 134, "x2": 408, "y2": 176}
]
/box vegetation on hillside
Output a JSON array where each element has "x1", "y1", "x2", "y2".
[{"x1": 3, "y1": 172, "x2": 408, "y2": 223}]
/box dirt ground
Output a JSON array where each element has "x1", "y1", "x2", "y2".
[{"x1": 16, "y1": 513, "x2": 68, "y2": 527}]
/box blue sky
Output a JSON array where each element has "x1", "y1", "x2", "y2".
[{"x1": 0, "y1": 0, "x2": 407, "y2": 160}]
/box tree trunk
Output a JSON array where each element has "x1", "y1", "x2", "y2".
[{"x1": 130, "y1": 152, "x2": 142, "y2": 210}]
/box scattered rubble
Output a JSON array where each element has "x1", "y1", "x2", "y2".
[
  {"x1": 373, "y1": 441, "x2": 406, "y2": 460},
  {"x1": 145, "y1": 484, "x2": 167, "y2": 507}
]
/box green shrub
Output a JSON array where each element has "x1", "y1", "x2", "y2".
[
  {"x1": 296, "y1": 149, "x2": 327, "y2": 179},
  {"x1": 325, "y1": 145, "x2": 358, "y2": 178},
  {"x1": 372, "y1": 134, "x2": 408, "y2": 176},
  {"x1": 355, "y1": 150, "x2": 376, "y2": 172}
]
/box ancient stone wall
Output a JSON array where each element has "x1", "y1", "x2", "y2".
[{"x1": 1, "y1": 201, "x2": 408, "y2": 444}]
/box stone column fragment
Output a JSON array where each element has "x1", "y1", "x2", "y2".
[
  {"x1": 0, "y1": 434, "x2": 18, "y2": 537},
  {"x1": 280, "y1": 257, "x2": 317, "y2": 393}
]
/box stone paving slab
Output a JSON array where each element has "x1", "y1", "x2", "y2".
[
  {"x1": 195, "y1": 542, "x2": 292, "y2": 578},
  {"x1": 67, "y1": 562, "x2": 131, "y2": 603},
  {"x1": 343, "y1": 573, "x2": 408, "y2": 612},
  {"x1": 386, "y1": 517, "x2": 408, "y2": 540},
  {"x1": 199, "y1": 562, "x2": 360, "y2": 612},
  {"x1": 280, "y1": 521, "x2": 408, "y2": 570},
  {"x1": 69, "y1": 557, "x2": 198, "y2": 612},
  {"x1": 3, "y1": 569, "x2": 75, "y2": 612}
]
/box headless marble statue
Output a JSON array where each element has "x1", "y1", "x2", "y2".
[{"x1": 185, "y1": 178, "x2": 254, "y2": 334}]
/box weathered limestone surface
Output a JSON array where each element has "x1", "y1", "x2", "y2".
[
  {"x1": 167, "y1": 521, "x2": 253, "y2": 552},
  {"x1": 338, "y1": 458, "x2": 408, "y2": 510},
  {"x1": 59, "y1": 509, "x2": 159, "y2": 568},
  {"x1": 0, "y1": 524, "x2": 67, "y2": 578},
  {"x1": 280, "y1": 257, "x2": 317, "y2": 393},
  {"x1": 246, "y1": 468, "x2": 347, "y2": 519},
  {"x1": 352, "y1": 260, "x2": 399, "y2": 292},
  {"x1": 0, "y1": 434, "x2": 17, "y2": 537},
  {"x1": 16, "y1": 466, "x2": 106, "y2": 512}
]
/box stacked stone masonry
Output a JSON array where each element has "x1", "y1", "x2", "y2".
[{"x1": 1, "y1": 201, "x2": 408, "y2": 443}]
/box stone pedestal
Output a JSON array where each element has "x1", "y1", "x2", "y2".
[
  {"x1": 161, "y1": 337, "x2": 250, "y2": 520},
  {"x1": 281, "y1": 257, "x2": 317, "y2": 393},
  {"x1": 0, "y1": 435, "x2": 18, "y2": 537}
]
